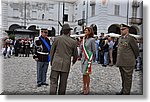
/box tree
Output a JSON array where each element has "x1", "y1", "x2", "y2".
[{"x1": 9, "y1": 34, "x2": 15, "y2": 40}]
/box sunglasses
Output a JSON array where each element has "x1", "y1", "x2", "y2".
[{"x1": 120, "y1": 28, "x2": 127, "y2": 31}]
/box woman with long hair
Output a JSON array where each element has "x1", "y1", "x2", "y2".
[{"x1": 80, "y1": 27, "x2": 96, "y2": 95}]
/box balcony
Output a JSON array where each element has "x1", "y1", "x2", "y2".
[
  {"x1": 90, "y1": 0, "x2": 96, "y2": 6},
  {"x1": 129, "y1": 17, "x2": 143, "y2": 25},
  {"x1": 132, "y1": 1, "x2": 140, "y2": 8},
  {"x1": 78, "y1": 19, "x2": 85, "y2": 26}
]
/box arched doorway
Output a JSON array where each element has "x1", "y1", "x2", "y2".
[
  {"x1": 28, "y1": 25, "x2": 37, "y2": 31},
  {"x1": 108, "y1": 24, "x2": 121, "y2": 34},
  {"x1": 48, "y1": 27, "x2": 56, "y2": 37},
  {"x1": 28, "y1": 25, "x2": 39, "y2": 37},
  {"x1": 90, "y1": 24, "x2": 97, "y2": 35},
  {"x1": 9, "y1": 24, "x2": 20, "y2": 31},
  {"x1": 129, "y1": 25, "x2": 140, "y2": 35}
]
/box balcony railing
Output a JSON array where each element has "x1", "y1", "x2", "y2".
[
  {"x1": 132, "y1": 1, "x2": 140, "y2": 8},
  {"x1": 129, "y1": 17, "x2": 143, "y2": 25}
]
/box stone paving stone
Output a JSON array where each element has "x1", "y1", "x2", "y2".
[{"x1": 1, "y1": 56, "x2": 143, "y2": 95}]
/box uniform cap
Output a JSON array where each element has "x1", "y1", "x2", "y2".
[
  {"x1": 41, "y1": 28, "x2": 48, "y2": 31},
  {"x1": 120, "y1": 24, "x2": 130, "y2": 28}
]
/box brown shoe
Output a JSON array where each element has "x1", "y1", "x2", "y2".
[{"x1": 83, "y1": 87, "x2": 89, "y2": 95}]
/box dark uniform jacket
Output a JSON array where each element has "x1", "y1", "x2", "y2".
[
  {"x1": 116, "y1": 34, "x2": 139, "y2": 66},
  {"x1": 33, "y1": 36, "x2": 51, "y2": 62},
  {"x1": 50, "y1": 34, "x2": 78, "y2": 72}
]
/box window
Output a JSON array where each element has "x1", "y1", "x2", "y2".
[
  {"x1": 83, "y1": 1, "x2": 85, "y2": 5},
  {"x1": 49, "y1": 4, "x2": 54, "y2": 9},
  {"x1": 42, "y1": 14, "x2": 44, "y2": 20},
  {"x1": 90, "y1": 0, "x2": 96, "y2": 6},
  {"x1": 13, "y1": 9, "x2": 19, "y2": 18},
  {"x1": 32, "y1": 11, "x2": 37, "y2": 19},
  {"x1": 82, "y1": 11, "x2": 85, "y2": 19},
  {"x1": 114, "y1": 5, "x2": 120, "y2": 16},
  {"x1": 91, "y1": 5, "x2": 95, "y2": 17},
  {"x1": 75, "y1": 4, "x2": 78, "y2": 10},
  {"x1": 65, "y1": 8, "x2": 69, "y2": 11},
  {"x1": 65, "y1": 7, "x2": 69, "y2": 11},
  {"x1": 63, "y1": 14, "x2": 68, "y2": 22},
  {"x1": 49, "y1": 4, "x2": 54, "y2": 12}
]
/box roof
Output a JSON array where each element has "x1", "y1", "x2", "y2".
[
  {"x1": 24, "y1": 0, "x2": 77, "y2": 3},
  {"x1": 5, "y1": 28, "x2": 38, "y2": 34},
  {"x1": 14, "y1": 28, "x2": 36, "y2": 33}
]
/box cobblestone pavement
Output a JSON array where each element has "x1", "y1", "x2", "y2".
[{"x1": 1, "y1": 56, "x2": 143, "y2": 95}]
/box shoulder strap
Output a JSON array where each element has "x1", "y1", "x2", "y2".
[
  {"x1": 40, "y1": 37, "x2": 51, "y2": 52},
  {"x1": 40, "y1": 37, "x2": 51, "y2": 62},
  {"x1": 82, "y1": 38, "x2": 93, "y2": 75}
]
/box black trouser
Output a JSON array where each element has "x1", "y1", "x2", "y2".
[
  {"x1": 14, "y1": 48, "x2": 19, "y2": 56},
  {"x1": 99, "y1": 51, "x2": 104, "y2": 64}
]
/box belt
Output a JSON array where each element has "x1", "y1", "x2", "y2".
[{"x1": 37, "y1": 51, "x2": 49, "y2": 55}]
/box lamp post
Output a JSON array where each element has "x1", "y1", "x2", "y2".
[
  {"x1": 24, "y1": 0, "x2": 26, "y2": 27},
  {"x1": 127, "y1": 0, "x2": 129, "y2": 25},
  {"x1": 62, "y1": 2, "x2": 65, "y2": 24},
  {"x1": 58, "y1": 2, "x2": 60, "y2": 35},
  {"x1": 86, "y1": 0, "x2": 88, "y2": 26}
]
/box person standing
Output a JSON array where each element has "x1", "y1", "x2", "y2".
[
  {"x1": 108, "y1": 36, "x2": 114, "y2": 66},
  {"x1": 24, "y1": 40, "x2": 30, "y2": 57},
  {"x1": 50, "y1": 23, "x2": 78, "y2": 95},
  {"x1": 14, "y1": 39, "x2": 20, "y2": 57},
  {"x1": 33, "y1": 28, "x2": 51, "y2": 87},
  {"x1": 102, "y1": 38, "x2": 109, "y2": 67},
  {"x1": 116, "y1": 24, "x2": 139, "y2": 95},
  {"x1": 80, "y1": 27, "x2": 96, "y2": 95},
  {"x1": 95, "y1": 36, "x2": 100, "y2": 63},
  {"x1": 112, "y1": 38, "x2": 118, "y2": 65},
  {"x1": 19, "y1": 40, "x2": 25, "y2": 57},
  {"x1": 98, "y1": 33, "x2": 105, "y2": 64}
]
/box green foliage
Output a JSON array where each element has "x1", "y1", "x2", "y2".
[{"x1": 8, "y1": 34, "x2": 15, "y2": 40}]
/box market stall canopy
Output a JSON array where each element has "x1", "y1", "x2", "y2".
[{"x1": 5, "y1": 28, "x2": 38, "y2": 34}]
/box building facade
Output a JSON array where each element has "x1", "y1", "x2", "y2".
[
  {"x1": 74, "y1": 0, "x2": 143, "y2": 35},
  {"x1": 1, "y1": 0, "x2": 143, "y2": 38},
  {"x1": 2, "y1": 0, "x2": 76, "y2": 38}
]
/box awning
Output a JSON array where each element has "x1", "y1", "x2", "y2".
[{"x1": 5, "y1": 28, "x2": 38, "y2": 34}]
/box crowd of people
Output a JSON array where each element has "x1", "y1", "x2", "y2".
[
  {"x1": 76, "y1": 31, "x2": 142, "y2": 71},
  {"x1": 2, "y1": 38, "x2": 34, "y2": 59},
  {"x1": 81, "y1": 32, "x2": 119, "y2": 67}
]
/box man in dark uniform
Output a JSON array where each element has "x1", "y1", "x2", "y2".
[
  {"x1": 116, "y1": 24, "x2": 139, "y2": 95},
  {"x1": 99, "y1": 33, "x2": 105, "y2": 64},
  {"x1": 14, "y1": 39, "x2": 20, "y2": 57},
  {"x1": 24, "y1": 40, "x2": 30, "y2": 57},
  {"x1": 33, "y1": 28, "x2": 51, "y2": 87},
  {"x1": 50, "y1": 23, "x2": 78, "y2": 95}
]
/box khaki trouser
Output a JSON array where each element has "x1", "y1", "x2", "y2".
[
  {"x1": 119, "y1": 66, "x2": 134, "y2": 95},
  {"x1": 50, "y1": 70, "x2": 69, "y2": 95},
  {"x1": 109, "y1": 49, "x2": 113, "y2": 65}
]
